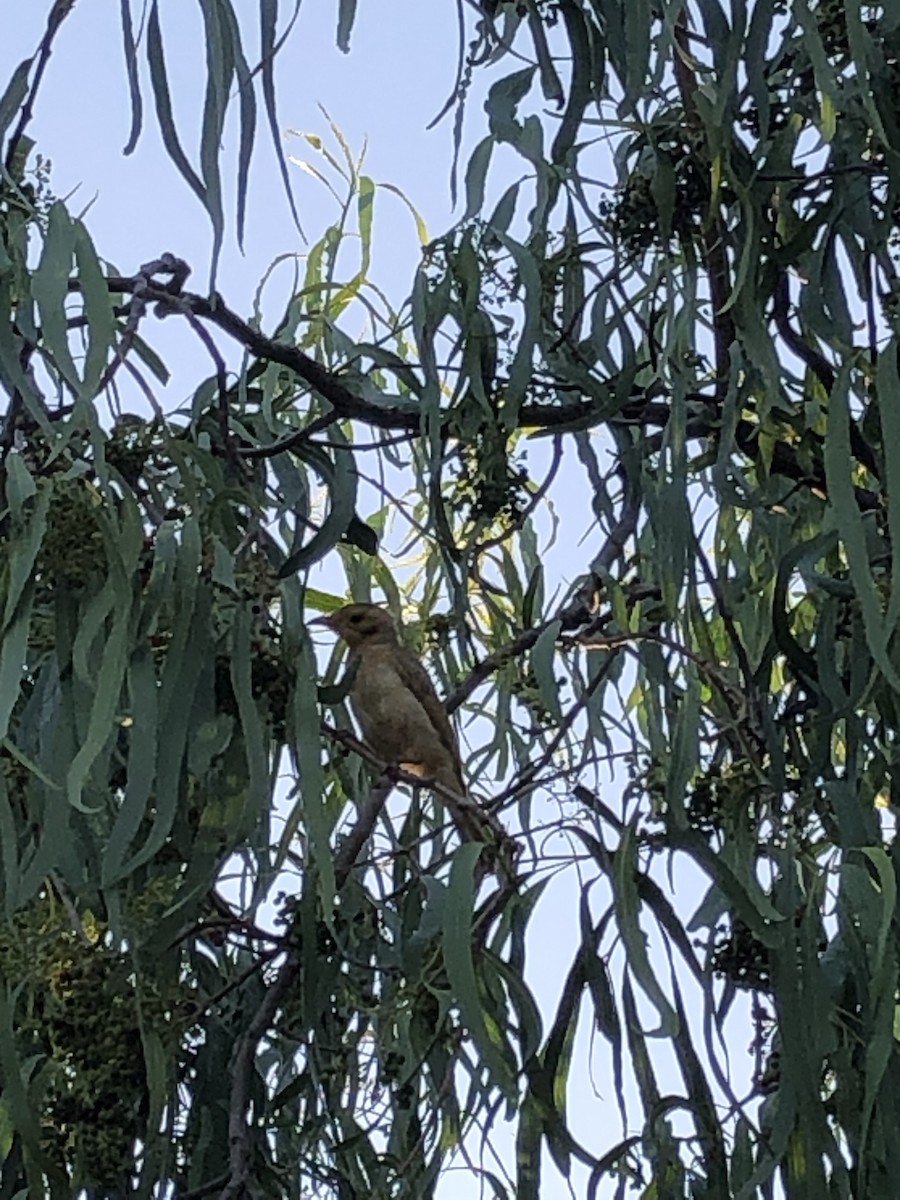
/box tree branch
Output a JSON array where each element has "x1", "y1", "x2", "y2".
[
  {"x1": 3, "y1": 0, "x2": 77, "y2": 175},
  {"x1": 76, "y1": 262, "x2": 882, "y2": 519}
]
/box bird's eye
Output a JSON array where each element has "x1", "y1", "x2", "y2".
[{"x1": 349, "y1": 613, "x2": 363, "y2": 624}]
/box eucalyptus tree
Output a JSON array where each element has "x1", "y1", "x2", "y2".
[{"x1": 0, "y1": 1, "x2": 897, "y2": 1197}]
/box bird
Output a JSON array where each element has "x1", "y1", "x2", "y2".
[{"x1": 313, "y1": 603, "x2": 484, "y2": 839}]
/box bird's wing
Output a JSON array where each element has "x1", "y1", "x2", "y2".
[{"x1": 393, "y1": 647, "x2": 462, "y2": 766}]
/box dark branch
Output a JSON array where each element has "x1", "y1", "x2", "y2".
[
  {"x1": 3, "y1": 0, "x2": 78, "y2": 175},
  {"x1": 69, "y1": 262, "x2": 882, "y2": 520}
]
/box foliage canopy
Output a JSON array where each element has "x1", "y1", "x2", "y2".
[{"x1": 2, "y1": 1, "x2": 900, "y2": 1197}]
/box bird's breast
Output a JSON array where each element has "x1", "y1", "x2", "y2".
[{"x1": 350, "y1": 651, "x2": 451, "y2": 774}]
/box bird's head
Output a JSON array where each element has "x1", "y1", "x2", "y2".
[{"x1": 312, "y1": 603, "x2": 399, "y2": 650}]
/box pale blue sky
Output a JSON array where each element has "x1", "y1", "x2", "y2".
[{"x1": 5, "y1": 3, "x2": 459, "y2": 294}]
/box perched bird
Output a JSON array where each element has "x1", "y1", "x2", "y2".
[{"x1": 314, "y1": 603, "x2": 482, "y2": 838}]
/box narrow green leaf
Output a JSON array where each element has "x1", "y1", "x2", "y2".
[
  {"x1": 0, "y1": 738, "x2": 60, "y2": 795},
  {"x1": 463, "y1": 136, "x2": 494, "y2": 222},
  {"x1": 73, "y1": 221, "x2": 116, "y2": 398},
  {"x1": 490, "y1": 952, "x2": 543, "y2": 1068},
  {"x1": 102, "y1": 649, "x2": 159, "y2": 885},
  {"x1": 731, "y1": 1116, "x2": 756, "y2": 1189},
  {"x1": 494, "y1": 233, "x2": 541, "y2": 418},
  {"x1": 146, "y1": 2, "x2": 205, "y2": 205},
  {"x1": 119, "y1": 0, "x2": 143, "y2": 154},
  {"x1": 198, "y1": 0, "x2": 230, "y2": 284},
  {"x1": 230, "y1": 605, "x2": 270, "y2": 835},
  {"x1": 0, "y1": 608, "x2": 30, "y2": 744},
  {"x1": 0, "y1": 769, "x2": 20, "y2": 914},
  {"x1": 668, "y1": 979, "x2": 727, "y2": 1189},
  {"x1": 0, "y1": 291, "x2": 52, "y2": 435},
  {"x1": 356, "y1": 174, "x2": 374, "y2": 278},
  {"x1": 135, "y1": 1024, "x2": 169, "y2": 1193},
  {"x1": 3, "y1": 466, "x2": 48, "y2": 631},
  {"x1": 878, "y1": 342, "x2": 900, "y2": 638},
  {"x1": 843, "y1": 1, "x2": 888, "y2": 146},
  {"x1": 665, "y1": 666, "x2": 699, "y2": 828},
  {"x1": 613, "y1": 823, "x2": 679, "y2": 1036},
  {"x1": 122, "y1": 518, "x2": 205, "y2": 873},
  {"x1": 280, "y1": 594, "x2": 333, "y2": 905},
  {"x1": 619, "y1": 0, "x2": 651, "y2": 113},
  {"x1": 31, "y1": 201, "x2": 79, "y2": 390},
  {"x1": 336, "y1": 0, "x2": 358, "y2": 51},
  {"x1": 278, "y1": 439, "x2": 358, "y2": 576},
  {"x1": 0, "y1": 990, "x2": 61, "y2": 1192},
  {"x1": 551, "y1": 2, "x2": 593, "y2": 167},
  {"x1": 824, "y1": 368, "x2": 900, "y2": 691},
  {"x1": 259, "y1": 0, "x2": 305, "y2": 236},
  {"x1": 621, "y1": 973, "x2": 660, "y2": 1114},
  {"x1": 515, "y1": 1093, "x2": 542, "y2": 1200},
  {"x1": 0, "y1": 59, "x2": 32, "y2": 146},
  {"x1": 219, "y1": 0, "x2": 256, "y2": 249},
  {"x1": 488, "y1": 182, "x2": 521, "y2": 234},
  {"x1": 858, "y1": 847, "x2": 896, "y2": 973},
  {"x1": 343, "y1": 513, "x2": 378, "y2": 555},
  {"x1": 650, "y1": 153, "x2": 676, "y2": 242},
  {"x1": 486, "y1": 68, "x2": 535, "y2": 145},
  {"x1": 444, "y1": 843, "x2": 518, "y2": 1101},
  {"x1": 67, "y1": 586, "x2": 130, "y2": 813},
  {"x1": 376, "y1": 180, "x2": 429, "y2": 244},
  {"x1": 530, "y1": 619, "x2": 562, "y2": 721}
]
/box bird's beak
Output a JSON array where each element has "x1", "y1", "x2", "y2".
[{"x1": 308, "y1": 613, "x2": 337, "y2": 630}]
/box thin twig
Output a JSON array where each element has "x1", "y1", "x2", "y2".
[
  {"x1": 323, "y1": 722, "x2": 508, "y2": 848},
  {"x1": 95, "y1": 291, "x2": 148, "y2": 395},
  {"x1": 238, "y1": 412, "x2": 341, "y2": 458},
  {"x1": 488, "y1": 656, "x2": 617, "y2": 810},
  {"x1": 771, "y1": 270, "x2": 879, "y2": 478},
  {"x1": 219, "y1": 953, "x2": 299, "y2": 1200},
  {"x1": 333, "y1": 777, "x2": 395, "y2": 889},
  {"x1": 4, "y1": 0, "x2": 77, "y2": 175},
  {"x1": 182, "y1": 307, "x2": 243, "y2": 470},
  {"x1": 191, "y1": 948, "x2": 281, "y2": 1023},
  {"x1": 446, "y1": 478, "x2": 640, "y2": 712}
]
